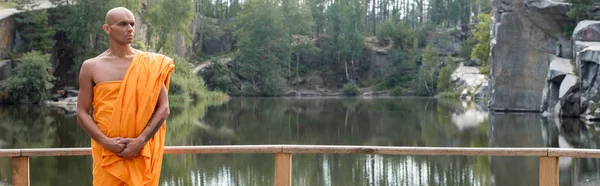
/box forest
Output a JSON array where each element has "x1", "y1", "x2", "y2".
[{"x1": 0, "y1": 0, "x2": 503, "y2": 102}]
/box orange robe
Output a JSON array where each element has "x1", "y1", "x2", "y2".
[{"x1": 91, "y1": 52, "x2": 175, "y2": 186}]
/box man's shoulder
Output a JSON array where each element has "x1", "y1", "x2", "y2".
[{"x1": 81, "y1": 56, "x2": 103, "y2": 69}]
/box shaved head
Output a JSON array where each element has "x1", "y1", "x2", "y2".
[
  {"x1": 103, "y1": 7, "x2": 136, "y2": 46},
  {"x1": 105, "y1": 7, "x2": 134, "y2": 25}
]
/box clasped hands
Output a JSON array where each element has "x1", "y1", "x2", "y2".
[{"x1": 103, "y1": 137, "x2": 145, "y2": 158}]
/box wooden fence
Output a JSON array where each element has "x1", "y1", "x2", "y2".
[{"x1": 2, "y1": 145, "x2": 600, "y2": 186}]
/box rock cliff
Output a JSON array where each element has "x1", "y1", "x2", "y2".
[{"x1": 489, "y1": 0, "x2": 574, "y2": 111}]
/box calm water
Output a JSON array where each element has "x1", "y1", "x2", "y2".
[{"x1": 0, "y1": 97, "x2": 599, "y2": 186}]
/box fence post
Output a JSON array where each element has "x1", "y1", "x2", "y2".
[
  {"x1": 12, "y1": 156, "x2": 29, "y2": 186},
  {"x1": 274, "y1": 153, "x2": 292, "y2": 186},
  {"x1": 539, "y1": 156, "x2": 558, "y2": 186}
]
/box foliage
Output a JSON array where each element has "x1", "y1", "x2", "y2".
[
  {"x1": 438, "y1": 90, "x2": 462, "y2": 98},
  {"x1": 145, "y1": 0, "x2": 195, "y2": 55},
  {"x1": 169, "y1": 56, "x2": 228, "y2": 102},
  {"x1": 566, "y1": 0, "x2": 598, "y2": 20},
  {"x1": 234, "y1": 0, "x2": 290, "y2": 96},
  {"x1": 417, "y1": 42, "x2": 440, "y2": 96},
  {"x1": 460, "y1": 36, "x2": 477, "y2": 59},
  {"x1": 0, "y1": 51, "x2": 54, "y2": 104},
  {"x1": 437, "y1": 55, "x2": 456, "y2": 92},
  {"x1": 378, "y1": 48, "x2": 419, "y2": 91},
  {"x1": 7, "y1": 0, "x2": 498, "y2": 99},
  {"x1": 471, "y1": 13, "x2": 491, "y2": 66},
  {"x1": 14, "y1": 10, "x2": 56, "y2": 53},
  {"x1": 343, "y1": 82, "x2": 360, "y2": 96}
]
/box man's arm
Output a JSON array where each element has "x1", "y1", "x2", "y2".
[
  {"x1": 76, "y1": 61, "x2": 127, "y2": 153},
  {"x1": 118, "y1": 85, "x2": 170, "y2": 158}
]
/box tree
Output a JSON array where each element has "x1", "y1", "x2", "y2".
[
  {"x1": 0, "y1": 51, "x2": 54, "y2": 104},
  {"x1": 145, "y1": 0, "x2": 195, "y2": 55},
  {"x1": 419, "y1": 42, "x2": 439, "y2": 95},
  {"x1": 471, "y1": 13, "x2": 491, "y2": 65},
  {"x1": 234, "y1": 0, "x2": 290, "y2": 96},
  {"x1": 14, "y1": 10, "x2": 56, "y2": 53}
]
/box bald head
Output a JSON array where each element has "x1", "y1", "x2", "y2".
[
  {"x1": 103, "y1": 7, "x2": 136, "y2": 45},
  {"x1": 105, "y1": 7, "x2": 135, "y2": 25}
]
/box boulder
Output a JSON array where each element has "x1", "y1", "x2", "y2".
[
  {"x1": 556, "y1": 38, "x2": 573, "y2": 59},
  {"x1": 573, "y1": 20, "x2": 600, "y2": 42},
  {"x1": 577, "y1": 43, "x2": 600, "y2": 110},
  {"x1": 474, "y1": 83, "x2": 489, "y2": 100},
  {"x1": 559, "y1": 85, "x2": 581, "y2": 117},
  {"x1": 540, "y1": 57, "x2": 575, "y2": 113},
  {"x1": 464, "y1": 58, "x2": 483, "y2": 66},
  {"x1": 0, "y1": 60, "x2": 11, "y2": 81}
]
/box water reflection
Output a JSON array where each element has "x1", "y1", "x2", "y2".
[{"x1": 0, "y1": 98, "x2": 600, "y2": 185}]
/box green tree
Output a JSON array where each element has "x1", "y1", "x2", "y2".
[
  {"x1": 145, "y1": 0, "x2": 195, "y2": 55},
  {"x1": 234, "y1": 0, "x2": 290, "y2": 96},
  {"x1": 0, "y1": 51, "x2": 54, "y2": 104},
  {"x1": 471, "y1": 13, "x2": 491, "y2": 65},
  {"x1": 566, "y1": 0, "x2": 598, "y2": 20},
  {"x1": 15, "y1": 10, "x2": 56, "y2": 53},
  {"x1": 418, "y1": 42, "x2": 439, "y2": 95},
  {"x1": 437, "y1": 55, "x2": 456, "y2": 93},
  {"x1": 327, "y1": 0, "x2": 365, "y2": 83}
]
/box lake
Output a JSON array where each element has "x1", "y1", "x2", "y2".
[{"x1": 0, "y1": 97, "x2": 599, "y2": 186}]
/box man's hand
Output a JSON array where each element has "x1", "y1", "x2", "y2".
[
  {"x1": 117, "y1": 137, "x2": 145, "y2": 158},
  {"x1": 101, "y1": 137, "x2": 129, "y2": 154}
]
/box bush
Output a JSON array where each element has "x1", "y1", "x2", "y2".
[
  {"x1": 262, "y1": 75, "x2": 288, "y2": 96},
  {"x1": 0, "y1": 51, "x2": 54, "y2": 104},
  {"x1": 439, "y1": 91, "x2": 462, "y2": 98},
  {"x1": 391, "y1": 86, "x2": 409, "y2": 96},
  {"x1": 343, "y1": 82, "x2": 360, "y2": 96},
  {"x1": 169, "y1": 56, "x2": 228, "y2": 102}
]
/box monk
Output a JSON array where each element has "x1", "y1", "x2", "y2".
[{"x1": 76, "y1": 7, "x2": 175, "y2": 186}]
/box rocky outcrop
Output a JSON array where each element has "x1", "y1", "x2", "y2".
[
  {"x1": 0, "y1": 60, "x2": 11, "y2": 81},
  {"x1": 464, "y1": 58, "x2": 482, "y2": 66},
  {"x1": 452, "y1": 62, "x2": 488, "y2": 100},
  {"x1": 559, "y1": 85, "x2": 581, "y2": 117},
  {"x1": 0, "y1": 17, "x2": 15, "y2": 59},
  {"x1": 573, "y1": 20, "x2": 600, "y2": 41},
  {"x1": 577, "y1": 41, "x2": 600, "y2": 113},
  {"x1": 489, "y1": 0, "x2": 575, "y2": 112},
  {"x1": 540, "y1": 56, "x2": 576, "y2": 114}
]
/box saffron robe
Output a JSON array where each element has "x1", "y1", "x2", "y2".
[{"x1": 91, "y1": 52, "x2": 175, "y2": 186}]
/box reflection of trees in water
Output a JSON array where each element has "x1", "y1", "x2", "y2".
[
  {"x1": 0, "y1": 98, "x2": 493, "y2": 185},
  {"x1": 0, "y1": 99, "x2": 227, "y2": 185},
  {"x1": 178, "y1": 98, "x2": 492, "y2": 186}
]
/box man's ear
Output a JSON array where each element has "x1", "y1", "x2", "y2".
[{"x1": 102, "y1": 24, "x2": 110, "y2": 35}]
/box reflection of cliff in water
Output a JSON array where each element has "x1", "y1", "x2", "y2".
[
  {"x1": 488, "y1": 113, "x2": 600, "y2": 186},
  {"x1": 546, "y1": 117, "x2": 600, "y2": 186}
]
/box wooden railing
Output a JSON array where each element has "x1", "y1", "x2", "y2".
[{"x1": 2, "y1": 145, "x2": 600, "y2": 186}]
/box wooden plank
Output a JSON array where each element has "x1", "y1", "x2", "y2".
[
  {"x1": 21, "y1": 148, "x2": 91, "y2": 156},
  {"x1": 281, "y1": 145, "x2": 548, "y2": 156},
  {"x1": 12, "y1": 157, "x2": 29, "y2": 186},
  {"x1": 164, "y1": 145, "x2": 283, "y2": 154},
  {"x1": 1, "y1": 146, "x2": 556, "y2": 156},
  {"x1": 274, "y1": 153, "x2": 292, "y2": 186},
  {"x1": 539, "y1": 156, "x2": 559, "y2": 186},
  {"x1": 548, "y1": 148, "x2": 600, "y2": 158},
  {"x1": 0, "y1": 149, "x2": 20, "y2": 157}
]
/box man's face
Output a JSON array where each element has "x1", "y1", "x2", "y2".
[{"x1": 105, "y1": 11, "x2": 135, "y2": 45}]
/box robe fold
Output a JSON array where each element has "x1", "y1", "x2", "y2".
[{"x1": 91, "y1": 51, "x2": 175, "y2": 186}]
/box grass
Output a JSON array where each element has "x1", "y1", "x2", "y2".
[
  {"x1": 438, "y1": 91, "x2": 462, "y2": 98},
  {"x1": 0, "y1": 1, "x2": 14, "y2": 9}
]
